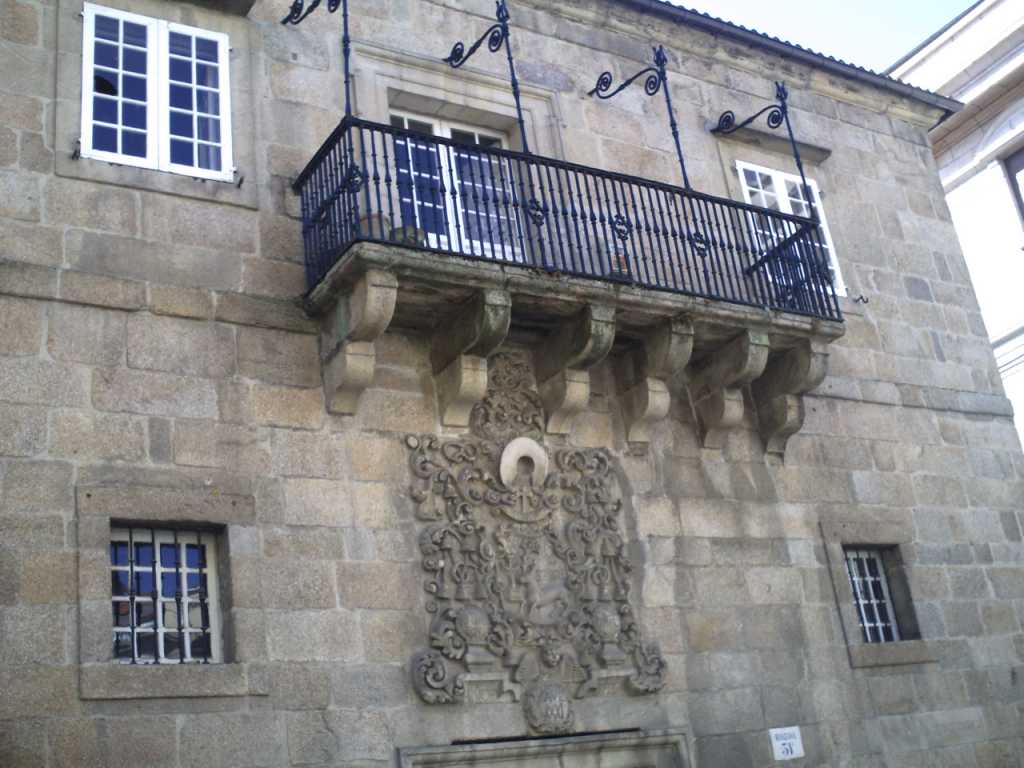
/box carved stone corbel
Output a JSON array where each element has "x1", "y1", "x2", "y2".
[
  {"x1": 534, "y1": 304, "x2": 616, "y2": 435},
  {"x1": 322, "y1": 268, "x2": 398, "y2": 414},
  {"x1": 685, "y1": 329, "x2": 769, "y2": 448},
  {"x1": 751, "y1": 339, "x2": 829, "y2": 456},
  {"x1": 431, "y1": 289, "x2": 511, "y2": 427},
  {"x1": 617, "y1": 319, "x2": 694, "y2": 443}
]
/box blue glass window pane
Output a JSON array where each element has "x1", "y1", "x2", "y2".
[
  {"x1": 135, "y1": 600, "x2": 155, "y2": 625},
  {"x1": 94, "y1": 69, "x2": 118, "y2": 97},
  {"x1": 122, "y1": 74, "x2": 146, "y2": 101},
  {"x1": 93, "y1": 96, "x2": 117, "y2": 124},
  {"x1": 135, "y1": 570, "x2": 154, "y2": 595},
  {"x1": 93, "y1": 124, "x2": 117, "y2": 152},
  {"x1": 95, "y1": 15, "x2": 118, "y2": 42},
  {"x1": 169, "y1": 32, "x2": 191, "y2": 56},
  {"x1": 111, "y1": 571, "x2": 129, "y2": 596},
  {"x1": 136, "y1": 631, "x2": 156, "y2": 658},
  {"x1": 198, "y1": 144, "x2": 221, "y2": 172},
  {"x1": 134, "y1": 543, "x2": 154, "y2": 567},
  {"x1": 196, "y1": 37, "x2": 218, "y2": 62},
  {"x1": 110, "y1": 542, "x2": 129, "y2": 565},
  {"x1": 170, "y1": 139, "x2": 193, "y2": 166},
  {"x1": 169, "y1": 84, "x2": 192, "y2": 110},
  {"x1": 170, "y1": 111, "x2": 193, "y2": 138},
  {"x1": 196, "y1": 117, "x2": 220, "y2": 143},
  {"x1": 160, "y1": 544, "x2": 178, "y2": 567},
  {"x1": 122, "y1": 102, "x2": 145, "y2": 129},
  {"x1": 186, "y1": 572, "x2": 207, "y2": 592},
  {"x1": 123, "y1": 22, "x2": 147, "y2": 47},
  {"x1": 123, "y1": 47, "x2": 146, "y2": 74},
  {"x1": 94, "y1": 41, "x2": 117, "y2": 68},
  {"x1": 195, "y1": 63, "x2": 218, "y2": 88},
  {"x1": 186, "y1": 545, "x2": 206, "y2": 569},
  {"x1": 161, "y1": 572, "x2": 178, "y2": 596},
  {"x1": 196, "y1": 89, "x2": 218, "y2": 115},
  {"x1": 122, "y1": 130, "x2": 146, "y2": 158},
  {"x1": 169, "y1": 58, "x2": 192, "y2": 84},
  {"x1": 112, "y1": 602, "x2": 131, "y2": 627}
]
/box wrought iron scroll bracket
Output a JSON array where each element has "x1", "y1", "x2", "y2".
[
  {"x1": 587, "y1": 45, "x2": 690, "y2": 190},
  {"x1": 442, "y1": 0, "x2": 530, "y2": 155},
  {"x1": 711, "y1": 81, "x2": 815, "y2": 223},
  {"x1": 281, "y1": 0, "x2": 353, "y2": 117}
]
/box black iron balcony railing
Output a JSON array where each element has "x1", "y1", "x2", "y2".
[{"x1": 293, "y1": 116, "x2": 842, "y2": 322}]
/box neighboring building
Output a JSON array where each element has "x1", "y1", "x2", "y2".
[
  {"x1": 889, "y1": 0, "x2": 1024, "y2": 445},
  {"x1": 1, "y1": 1, "x2": 1022, "y2": 767}
]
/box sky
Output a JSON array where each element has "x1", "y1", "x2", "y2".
[{"x1": 672, "y1": 0, "x2": 977, "y2": 73}]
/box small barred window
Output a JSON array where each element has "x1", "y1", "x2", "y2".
[
  {"x1": 110, "y1": 526, "x2": 221, "y2": 664},
  {"x1": 843, "y1": 547, "x2": 901, "y2": 643}
]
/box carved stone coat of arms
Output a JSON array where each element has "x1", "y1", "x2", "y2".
[{"x1": 405, "y1": 353, "x2": 666, "y2": 734}]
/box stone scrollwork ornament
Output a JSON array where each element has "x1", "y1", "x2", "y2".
[{"x1": 406, "y1": 351, "x2": 667, "y2": 733}]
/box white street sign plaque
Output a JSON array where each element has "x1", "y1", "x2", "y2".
[{"x1": 769, "y1": 726, "x2": 804, "y2": 761}]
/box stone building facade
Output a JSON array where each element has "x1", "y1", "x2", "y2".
[{"x1": 0, "y1": 0, "x2": 1022, "y2": 767}]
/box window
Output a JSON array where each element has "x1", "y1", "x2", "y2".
[
  {"x1": 736, "y1": 161, "x2": 846, "y2": 296},
  {"x1": 110, "y1": 525, "x2": 221, "y2": 664},
  {"x1": 80, "y1": 3, "x2": 233, "y2": 181},
  {"x1": 843, "y1": 547, "x2": 901, "y2": 643},
  {"x1": 389, "y1": 112, "x2": 519, "y2": 260}
]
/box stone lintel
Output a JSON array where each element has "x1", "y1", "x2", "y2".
[
  {"x1": 431, "y1": 290, "x2": 512, "y2": 427},
  {"x1": 618, "y1": 319, "x2": 695, "y2": 444},
  {"x1": 322, "y1": 269, "x2": 398, "y2": 415},
  {"x1": 535, "y1": 304, "x2": 616, "y2": 435},
  {"x1": 686, "y1": 329, "x2": 770, "y2": 448},
  {"x1": 751, "y1": 339, "x2": 830, "y2": 456}
]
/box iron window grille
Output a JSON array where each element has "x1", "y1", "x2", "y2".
[
  {"x1": 79, "y1": 3, "x2": 234, "y2": 181},
  {"x1": 843, "y1": 546, "x2": 901, "y2": 644},
  {"x1": 110, "y1": 526, "x2": 221, "y2": 664}
]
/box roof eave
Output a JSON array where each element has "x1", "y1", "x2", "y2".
[{"x1": 613, "y1": 0, "x2": 964, "y2": 117}]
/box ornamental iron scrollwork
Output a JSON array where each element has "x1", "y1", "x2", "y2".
[
  {"x1": 588, "y1": 45, "x2": 690, "y2": 189},
  {"x1": 611, "y1": 214, "x2": 632, "y2": 242},
  {"x1": 527, "y1": 198, "x2": 548, "y2": 226},
  {"x1": 406, "y1": 351, "x2": 666, "y2": 733}
]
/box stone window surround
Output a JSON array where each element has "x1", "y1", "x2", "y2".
[
  {"x1": 54, "y1": 0, "x2": 258, "y2": 209},
  {"x1": 351, "y1": 41, "x2": 566, "y2": 161},
  {"x1": 399, "y1": 728, "x2": 691, "y2": 768},
  {"x1": 821, "y1": 518, "x2": 936, "y2": 669},
  {"x1": 75, "y1": 484, "x2": 267, "y2": 700}
]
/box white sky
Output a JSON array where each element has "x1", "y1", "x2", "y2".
[{"x1": 673, "y1": 0, "x2": 977, "y2": 73}]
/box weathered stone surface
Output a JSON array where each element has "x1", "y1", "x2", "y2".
[
  {"x1": 142, "y1": 194, "x2": 256, "y2": 253},
  {"x1": 92, "y1": 368, "x2": 219, "y2": 418},
  {"x1": 0, "y1": 260, "x2": 57, "y2": 299},
  {"x1": 50, "y1": 411, "x2": 146, "y2": 462},
  {"x1": 0, "y1": 719, "x2": 46, "y2": 768},
  {"x1": 148, "y1": 284, "x2": 214, "y2": 320},
  {"x1": 46, "y1": 177, "x2": 136, "y2": 234},
  {"x1": 0, "y1": 404, "x2": 46, "y2": 456},
  {"x1": 262, "y1": 558, "x2": 337, "y2": 608},
  {"x1": 47, "y1": 303, "x2": 126, "y2": 366},
  {"x1": 0, "y1": 297, "x2": 41, "y2": 356},
  {"x1": 1, "y1": 358, "x2": 90, "y2": 407},
  {"x1": 336, "y1": 561, "x2": 418, "y2": 610},
  {"x1": 0, "y1": 666, "x2": 76, "y2": 718},
  {"x1": 77, "y1": 484, "x2": 255, "y2": 523},
  {"x1": 59, "y1": 270, "x2": 146, "y2": 310},
  {"x1": 1, "y1": 460, "x2": 73, "y2": 514},
  {"x1": 266, "y1": 609, "x2": 361, "y2": 661},
  {"x1": 215, "y1": 291, "x2": 316, "y2": 333},
  {"x1": 173, "y1": 419, "x2": 270, "y2": 472},
  {"x1": 179, "y1": 713, "x2": 285, "y2": 768},
  {"x1": 252, "y1": 384, "x2": 324, "y2": 429},
  {"x1": 0, "y1": 170, "x2": 40, "y2": 221},
  {"x1": 238, "y1": 326, "x2": 319, "y2": 386},
  {"x1": 127, "y1": 315, "x2": 235, "y2": 378}
]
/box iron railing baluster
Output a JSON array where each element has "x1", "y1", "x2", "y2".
[{"x1": 291, "y1": 117, "x2": 841, "y2": 321}]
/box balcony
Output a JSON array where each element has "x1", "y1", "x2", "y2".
[
  {"x1": 292, "y1": 116, "x2": 845, "y2": 455},
  {"x1": 294, "y1": 117, "x2": 841, "y2": 323}
]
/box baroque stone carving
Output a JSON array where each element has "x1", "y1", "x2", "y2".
[{"x1": 406, "y1": 352, "x2": 666, "y2": 733}]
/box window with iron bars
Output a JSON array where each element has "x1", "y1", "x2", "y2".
[
  {"x1": 843, "y1": 546, "x2": 902, "y2": 643},
  {"x1": 110, "y1": 526, "x2": 221, "y2": 664}
]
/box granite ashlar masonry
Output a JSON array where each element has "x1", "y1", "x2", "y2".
[{"x1": 1, "y1": 0, "x2": 1023, "y2": 766}]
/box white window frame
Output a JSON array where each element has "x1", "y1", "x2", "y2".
[
  {"x1": 80, "y1": 3, "x2": 234, "y2": 182},
  {"x1": 844, "y1": 547, "x2": 901, "y2": 644},
  {"x1": 110, "y1": 526, "x2": 223, "y2": 664},
  {"x1": 390, "y1": 110, "x2": 519, "y2": 259},
  {"x1": 735, "y1": 160, "x2": 847, "y2": 297}
]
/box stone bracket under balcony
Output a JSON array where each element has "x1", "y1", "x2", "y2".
[{"x1": 307, "y1": 242, "x2": 845, "y2": 454}]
